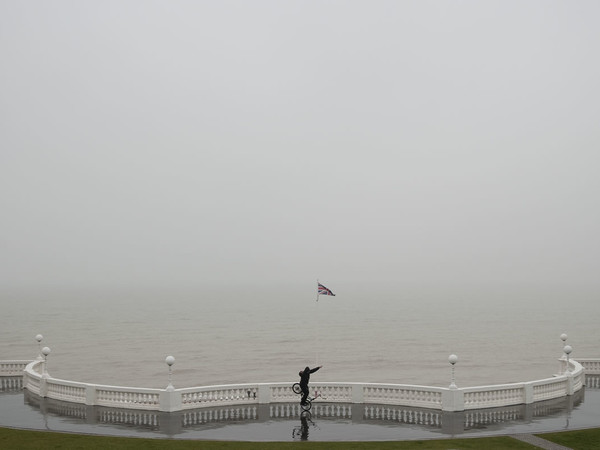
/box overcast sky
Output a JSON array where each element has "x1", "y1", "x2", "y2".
[{"x1": 1, "y1": 1, "x2": 599, "y2": 291}]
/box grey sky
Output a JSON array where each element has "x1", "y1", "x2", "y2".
[{"x1": 1, "y1": 1, "x2": 599, "y2": 291}]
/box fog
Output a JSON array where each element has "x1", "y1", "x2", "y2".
[{"x1": 2, "y1": 1, "x2": 599, "y2": 293}]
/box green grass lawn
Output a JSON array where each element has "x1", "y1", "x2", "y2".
[
  {"x1": 3, "y1": 425, "x2": 600, "y2": 449},
  {"x1": 0, "y1": 427, "x2": 555, "y2": 450},
  {"x1": 539, "y1": 428, "x2": 600, "y2": 450}
]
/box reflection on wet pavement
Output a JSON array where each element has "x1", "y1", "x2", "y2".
[{"x1": 1, "y1": 376, "x2": 599, "y2": 442}]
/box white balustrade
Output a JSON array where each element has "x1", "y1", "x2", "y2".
[
  {"x1": 96, "y1": 389, "x2": 161, "y2": 410},
  {"x1": 585, "y1": 374, "x2": 600, "y2": 389},
  {"x1": 363, "y1": 384, "x2": 443, "y2": 409},
  {"x1": 463, "y1": 384, "x2": 527, "y2": 409},
  {"x1": 0, "y1": 353, "x2": 590, "y2": 413},
  {"x1": 578, "y1": 358, "x2": 600, "y2": 375},
  {"x1": 0, "y1": 360, "x2": 31, "y2": 376},
  {"x1": 532, "y1": 377, "x2": 568, "y2": 402},
  {"x1": 180, "y1": 384, "x2": 259, "y2": 409},
  {"x1": 46, "y1": 380, "x2": 86, "y2": 403}
]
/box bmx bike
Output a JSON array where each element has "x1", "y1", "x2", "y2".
[{"x1": 292, "y1": 383, "x2": 322, "y2": 412}]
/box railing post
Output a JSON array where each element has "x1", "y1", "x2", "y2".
[
  {"x1": 558, "y1": 358, "x2": 568, "y2": 375},
  {"x1": 159, "y1": 389, "x2": 182, "y2": 412},
  {"x1": 442, "y1": 388, "x2": 464, "y2": 411},
  {"x1": 257, "y1": 384, "x2": 271, "y2": 404},
  {"x1": 159, "y1": 355, "x2": 181, "y2": 411},
  {"x1": 352, "y1": 384, "x2": 364, "y2": 403},
  {"x1": 85, "y1": 385, "x2": 97, "y2": 405},
  {"x1": 523, "y1": 382, "x2": 533, "y2": 404},
  {"x1": 441, "y1": 354, "x2": 464, "y2": 411}
]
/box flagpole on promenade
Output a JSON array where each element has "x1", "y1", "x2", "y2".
[
  {"x1": 314, "y1": 281, "x2": 334, "y2": 367},
  {"x1": 315, "y1": 279, "x2": 320, "y2": 366}
]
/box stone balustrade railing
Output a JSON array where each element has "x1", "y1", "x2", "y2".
[
  {"x1": 0, "y1": 360, "x2": 33, "y2": 377},
  {"x1": 16, "y1": 385, "x2": 587, "y2": 435},
  {"x1": 0, "y1": 357, "x2": 589, "y2": 413},
  {"x1": 576, "y1": 358, "x2": 600, "y2": 375}
]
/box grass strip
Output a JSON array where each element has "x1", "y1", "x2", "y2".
[
  {"x1": 538, "y1": 428, "x2": 600, "y2": 450},
  {"x1": 0, "y1": 427, "x2": 540, "y2": 449}
]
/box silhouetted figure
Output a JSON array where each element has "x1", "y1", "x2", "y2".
[{"x1": 298, "y1": 365, "x2": 322, "y2": 405}]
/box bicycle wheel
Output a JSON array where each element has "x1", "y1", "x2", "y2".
[
  {"x1": 292, "y1": 383, "x2": 302, "y2": 394},
  {"x1": 301, "y1": 399, "x2": 312, "y2": 412}
]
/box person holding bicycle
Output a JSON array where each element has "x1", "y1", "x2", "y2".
[{"x1": 298, "y1": 365, "x2": 322, "y2": 405}]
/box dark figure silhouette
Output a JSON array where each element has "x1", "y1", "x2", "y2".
[{"x1": 298, "y1": 365, "x2": 322, "y2": 405}]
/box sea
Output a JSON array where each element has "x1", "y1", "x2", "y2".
[{"x1": 1, "y1": 282, "x2": 598, "y2": 390}]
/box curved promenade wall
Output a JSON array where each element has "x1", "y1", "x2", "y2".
[{"x1": 0, "y1": 357, "x2": 595, "y2": 413}]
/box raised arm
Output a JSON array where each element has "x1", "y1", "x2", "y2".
[{"x1": 310, "y1": 365, "x2": 322, "y2": 374}]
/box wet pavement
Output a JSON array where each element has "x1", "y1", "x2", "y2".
[{"x1": 1, "y1": 376, "x2": 600, "y2": 442}]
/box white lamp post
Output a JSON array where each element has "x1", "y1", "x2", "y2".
[
  {"x1": 165, "y1": 356, "x2": 175, "y2": 391},
  {"x1": 563, "y1": 345, "x2": 572, "y2": 374},
  {"x1": 449, "y1": 354, "x2": 458, "y2": 389},
  {"x1": 35, "y1": 334, "x2": 44, "y2": 360},
  {"x1": 41, "y1": 346, "x2": 51, "y2": 377},
  {"x1": 560, "y1": 333, "x2": 568, "y2": 358}
]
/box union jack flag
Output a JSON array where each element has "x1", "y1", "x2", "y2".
[{"x1": 318, "y1": 283, "x2": 335, "y2": 296}]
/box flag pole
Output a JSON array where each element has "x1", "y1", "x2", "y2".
[{"x1": 315, "y1": 279, "x2": 319, "y2": 366}]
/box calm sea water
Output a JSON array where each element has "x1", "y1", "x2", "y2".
[{"x1": 1, "y1": 283, "x2": 598, "y2": 390}]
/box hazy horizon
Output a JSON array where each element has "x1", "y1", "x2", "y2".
[{"x1": 2, "y1": 1, "x2": 599, "y2": 294}]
